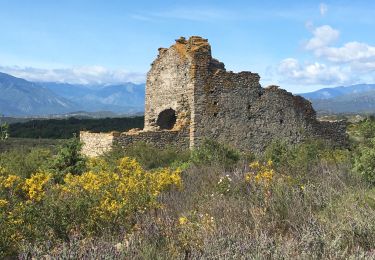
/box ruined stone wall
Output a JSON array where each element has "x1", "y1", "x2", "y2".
[
  {"x1": 114, "y1": 129, "x2": 189, "y2": 150},
  {"x1": 80, "y1": 129, "x2": 189, "y2": 157},
  {"x1": 186, "y1": 37, "x2": 348, "y2": 151},
  {"x1": 80, "y1": 36, "x2": 348, "y2": 157},
  {"x1": 312, "y1": 120, "x2": 348, "y2": 147}
]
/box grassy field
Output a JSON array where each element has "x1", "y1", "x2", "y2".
[{"x1": 0, "y1": 138, "x2": 61, "y2": 153}]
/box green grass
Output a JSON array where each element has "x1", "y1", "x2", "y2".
[{"x1": 0, "y1": 138, "x2": 61, "y2": 153}]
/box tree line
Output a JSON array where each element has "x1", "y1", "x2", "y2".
[{"x1": 8, "y1": 116, "x2": 144, "y2": 139}]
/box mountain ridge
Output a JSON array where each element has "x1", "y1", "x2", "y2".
[
  {"x1": 300, "y1": 83, "x2": 375, "y2": 114},
  {"x1": 0, "y1": 72, "x2": 145, "y2": 116},
  {"x1": 0, "y1": 72, "x2": 78, "y2": 116}
]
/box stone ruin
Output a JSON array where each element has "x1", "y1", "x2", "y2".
[{"x1": 81, "y1": 36, "x2": 347, "y2": 157}]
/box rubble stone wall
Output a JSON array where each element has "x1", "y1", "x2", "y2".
[
  {"x1": 114, "y1": 129, "x2": 189, "y2": 150},
  {"x1": 80, "y1": 129, "x2": 189, "y2": 157},
  {"x1": 80, "y1": 131, "x2": 116, "y2": 157}
]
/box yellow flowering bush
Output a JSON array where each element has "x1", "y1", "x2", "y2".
[
  {"x1": 23, "y1": 172, "x2": 52, "y2": 202},
  {"x1": 0, "y1": 168, "x2": 26, "y2": 257},
  {"x1": 245, "y1": 160, "x2": 275, "y2": 187},
  {"x1": 0, "y1": 156, "x2": 183, "y2": 257},
  {"x1": 0, "y1": 167, "x2": 22, "y2": 191},
  {"x1": 54, "y1": 157, "x2": 182, "y2": 233}
]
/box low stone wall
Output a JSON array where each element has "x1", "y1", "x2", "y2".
[
  {"x1": 313, "y1": 120, "x2": 349, "y2": 147},
  {"x1": 80, "y1": 131, "x2": 116, "y2": 157},
  {"x1": 114, "y1": 129, "x2": 189, "y2": 150},
  {"x1": 80, "y1": 129, "x2": 190, "y2": 157}
]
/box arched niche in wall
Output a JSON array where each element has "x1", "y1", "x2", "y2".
[{"x1": 156, "y1": 108, "x2": 177, "y2": 130}]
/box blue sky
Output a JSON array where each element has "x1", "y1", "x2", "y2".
[{"x1": 0, "y1": 0, "x2": 374, "y2": 92}]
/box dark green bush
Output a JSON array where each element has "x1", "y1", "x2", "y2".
[
  {"x1": 357, "y1": 117, "x2": 375, "y2": 140},
  {"x1": 264, "y1": 139, "x2": 350, "y2": 178},
  {"x1": 354, "y1": 138, "x2": 375, "y2": 185},
  {"x1": 49, "y1": 135, "x2": 86, "y2": 182},
  {"x1": 103, "y1": 142, "x2": 190, "y2": 170},
  {"x1": 190, "y1": 139, "x2": 240, "y2": 168}
]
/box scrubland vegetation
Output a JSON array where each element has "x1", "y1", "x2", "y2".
[{"x1": 1, "y1": 119, "x2": 375, "y2": 259}]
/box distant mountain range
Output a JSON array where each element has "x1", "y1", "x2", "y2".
[
  {"x1": 0, "y1": 72, "x2": 77, "y2": 116},
  {"x1": 1, "y1": 71, "x2": 375, "y2": 116},
  {"x1": 0, "y1": 72, "x2": 145, "y2": 117},
  {"x1": 38, "y1": 82, "x2": 145, "y2": 114},
  {"x1": 299, "y1": 84, "x2": 375, "y2": 114}
]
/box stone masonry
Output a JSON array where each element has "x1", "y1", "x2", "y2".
[{"x1": 80, "y1": 36, "x2": 347, "y2": 156}]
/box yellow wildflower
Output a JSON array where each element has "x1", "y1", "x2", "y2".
[
  {"x1": 3, "y1": 174, "x2": 21, "y2": 188},
  {"x1": 267, "y1": 159, "x2": 273, "y2": 167},
  {"x1": 249, "y1": 161, "x2": 260, "y2": 169},
  {"x1": 179, "y1": 216, "x2": 188, "y2": 225},
  {"x1": 23, "y1": 172, "x2": 51, "y2": 202},
  {"x1": 0, "y1": 199, "x2": 8, "y2": 207},
  {"x1": 246, "y1": 161, "x2": 275, "y2": 187}
]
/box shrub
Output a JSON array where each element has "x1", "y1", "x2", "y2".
[
  {"x1": 49, "y1": 135, "x2": 86, "y2": 182},
  {"x1": 357, "y1": 117, "x2": 375, "y2": 140},
  {"x1": 264, "y1": 140, "x2": 290, "y2": 166},
  {"x1": 103, "y1": 142, "x2": 190, "y2": 170},
  {"x1": 190, "y1": 139, "x2": 240, "y2": 168},
  {"x1": 0, "y1": 148, "x2": 52, "y2": 179},
  {"x1": 264, "y1": 139, "x2": 350, "y2": 177},
  {"x1": 354, "y1": 138, "x2": 375, "y2": 185}
]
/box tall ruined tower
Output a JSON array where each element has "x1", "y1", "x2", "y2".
[
  {"x1": 144, "y1": 36, "x2": 212, "y2": 147},
  {"x1": 81, "y1": 36, "x2": 347, "y2": 157}
]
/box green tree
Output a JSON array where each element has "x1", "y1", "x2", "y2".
[{"x1": 49, "y1": 135, "x2": 87, "y2": 182}]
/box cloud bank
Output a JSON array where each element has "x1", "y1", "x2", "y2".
[
  {"x1": 0, "y1": 65, "x2": 146, "y2": 84},
  {"x1": 277, "y1": 21, "x2": 375, "y2": 88}
]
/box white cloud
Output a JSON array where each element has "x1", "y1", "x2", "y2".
[
  {"x1": 275, "y1": 23, "x2": 375, "y2": 88},
  {"x1": 304, "y1": 25, "x2": 375, "y2": 73},
  {"x1": 0, "y1": 65, "x2": 146, "y2": 84},
  {"x1": 319, "y1": 3, "x2": 328, "y2": 16},
  {"x1": 315, "y1": 41, "x2": 375, "y2": 64},
  {"x1": 305, "y1": 25, "x2": 339, "y2": 50},
  {"x1": 277, "y1": 58, "x2": 353, "y2": 85}
]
